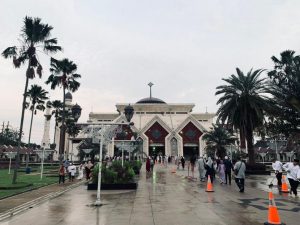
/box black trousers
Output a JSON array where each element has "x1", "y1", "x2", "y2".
[
  {"x1": 235, "y1": 178, "x2": 245, "y2": 191},
  {"x1": 276, "y1": 172, "x2": 282, "y2": 186},
  {"x1": 288, "y1": 178, "x2": 299, "y2": 196},
  {"x1": 225, "y1": 171, "x2": 232, "y2": 185},
  {"x1": 59, "y1": 175, "x2": 65, "y2": 184}
]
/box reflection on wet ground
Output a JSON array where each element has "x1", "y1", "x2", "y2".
[{"x1": 2, "y1": 165, "x2": 300, "y2": 225}]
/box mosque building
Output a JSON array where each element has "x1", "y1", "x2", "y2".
[
  {"x1": 84, "y1": 83, "x2": 215, "y2": 159},
  {"x1": 42, "y1": 84, "x2": 215, "y2": 161}
]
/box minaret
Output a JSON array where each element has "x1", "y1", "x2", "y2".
[{"x1": 41, "y1": 103, "x2": 51, "y2": 148}]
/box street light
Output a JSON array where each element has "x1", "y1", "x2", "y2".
[
  {"x1": 5, "y1": 151, "x2": 17, "y2": 174},
  {"x1": 124, "y1": 104, "x2": 134, "y2": 122},
  {"x1": 71, "y1": 103, "x2": 82, "y2": 122},
  {"x1": 35, "y1": 143, "x2": 53, "y2": 179},
  {"x1": 79, "y1": 104, "x2": 134, "y2": 207}
]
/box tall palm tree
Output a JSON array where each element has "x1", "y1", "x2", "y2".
[
  {"x1": 216, "y1": 68, "x2": 270, "y2": 165},
  {"x1": 26, "y1": 85, "x2": 48, "y2": 144},
  {"x1": 47, "y1": 100, "x2": 63, "y2": 144},
  {"x1": 45, "y1": 58, "x2": 81, "y2": 161},
  {"x1": 202, "y1": 124, "x2": 235, "y2": 158},
  {"x1": 2, "y1": 16, "x2": 61, "y2": 183}
]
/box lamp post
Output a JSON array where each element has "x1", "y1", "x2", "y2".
[
  {"x1": 5, "y1": 151, "x2": 17, "y2": 174},
  {"x1": 116, "y1": 140, "x2": 136, "y2": 167},
  {"x1": 35, "y1": 144, "x2": 53, "y2": 179},
  {"x1": 79, "y1": 104, "x2": 134, "y2": 206}
]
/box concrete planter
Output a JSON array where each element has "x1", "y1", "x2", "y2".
[{"x1": 87, "y1": 182, "x2": 138, "y2": 190}]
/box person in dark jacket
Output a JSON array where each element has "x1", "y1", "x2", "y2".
[
  {"x1": 224, "y1": 156, "x2": 233, "y2": 185},
  {"x1": 181, "y1": 156, "x2": 185, "y2": 170}
]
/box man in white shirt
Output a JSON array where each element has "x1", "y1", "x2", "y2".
[
  {"x1": 272, "y1": 158, "x2": 283, "y2": 186},
  {"x1": 283, "y1": 159, "x2": 300, "y2": 197},
  {"x1": 234, "y1": 157, "x2": 246, "y2": 193}
]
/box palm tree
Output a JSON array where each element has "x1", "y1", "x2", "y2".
[
  {"x1": 47, "y1": 100, "x2": 63, "y2": 144},
  {"x1": 2, "y1": 16, "x2": 61, "y2": 183},
  {"x1": 202, "y1": 124, "x2": 235, "y2": 158},
  {"x1": 26, "y1": 85, "x2": 48, "y2": 144},
  {"x1": 216, "y1": 68, "x2": 270, "y2": 165},
  {"x1": 45, "y1": 58, "x2": 81, "y2": 161}
]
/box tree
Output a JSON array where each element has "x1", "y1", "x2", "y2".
[
  {"x1": 26, "y1": 85, "x2": 48, "y2": 144},
  {"x1": 216, "y1": 68, "x2": 271, "y2": 165},
  {"x1": 202, "y1": 124, "x2": 235, "y2": 158},
  {"x1": 0, "y1": 123, "x2": 19, "y2": 146},
  {"x1": 267, "y1": 50, "x2": 300, "y2": 135},
  {"x1": 2, "y1": 16, "x2": 61, "y2": 184},
  {"x1": 47, "y1": 100, "x2": 63, "y2": 144},
  {"x1": 45, "y1": 58, "x2": 81, "y2": 161}
]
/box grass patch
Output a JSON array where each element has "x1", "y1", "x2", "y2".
[{"x1": 0, "y1": 168, "x2": 58, "y2": 199}]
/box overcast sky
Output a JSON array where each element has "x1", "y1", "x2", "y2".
[{"x1": 1, "y1": 0, "x2": 300, "y2": 144}]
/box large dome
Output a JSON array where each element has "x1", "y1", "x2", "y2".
[{"x1": 136, "y1": 97, "x2": 166, "y2": 104}]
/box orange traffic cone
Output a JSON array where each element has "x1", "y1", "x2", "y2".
[
  {"x1": 264, "y1": 192, "x2": 285, "y2": 225},
  {"x1": 280, "y1": 176, "x2": 289, "y2": 193},
  {"x1": 205, "y1": 175, "x2": 214, "y2": 192}
]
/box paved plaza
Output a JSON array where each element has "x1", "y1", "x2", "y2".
[{"x1": 1, "y1": 164, "x2": 300, "y2": 225}]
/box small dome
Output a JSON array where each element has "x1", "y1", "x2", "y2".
[
  {"x1": 136, "y1": 97, "x2": 166, "y2": 104},
  {"x1": 65, "y1": 92, "x2": 72, "y2": 100}
]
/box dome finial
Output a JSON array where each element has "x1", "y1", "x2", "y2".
[{"x1": 148, "y1": 82, "x2": 154, "y2": 98}]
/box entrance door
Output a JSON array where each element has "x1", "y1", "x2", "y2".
[
  {"x1": 149, "y1": 146, "x2": 165, "y2": 157},
  {"x1": 183, "y1": 146, "x2": 198, "y2": 160}
]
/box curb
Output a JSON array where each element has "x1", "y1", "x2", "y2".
[{"x1": 0, "y1": 180, "x2": 85, "y2": 222}]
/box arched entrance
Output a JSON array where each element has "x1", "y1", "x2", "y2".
[
  {"x1": 145, "y1": 122, "x2": 169, "y2": 157},
  {"x1": 179, "y1": 122, "x2": 203, "y2": 160}
]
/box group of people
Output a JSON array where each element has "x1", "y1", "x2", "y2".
[
  {"x1": 58, "y1": 159, "x2": 94, "y2": 184},
  {"x1": 197, "y1": 156, "x2": 246, "y2": 192},
  {"x1": 272, "y1": 158, "x2": 300, "y2": 197}
]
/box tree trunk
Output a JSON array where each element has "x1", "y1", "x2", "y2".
[
  {"x1": 58, "y1": 86, "x2": 66, "y2": 163},
  {"x1": 28, "y1": 107, "x2": 35, "y2": 144},
  {"x1": 245, "y1": 125, "x2": 255, "y2": 165},
  {"x1": 239, "y1": 128, "x2": 246, "y2": 150},
  {"x1": 26, "y1": 107, "x2": 35, "y2": 168},
  {"x1": 13, "y1": 75, "x2": 30, "y2": 184},
  {"x1": 53, "y1": 116, "x2": 57, "y2": 143}
]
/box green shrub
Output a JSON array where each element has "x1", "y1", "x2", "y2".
[
  {"x1": 92, "y1": 161, "x2": 135, "y2": 184},
  {"x1": 129, "y1": 160, "x2": 142, "y2": 174}
]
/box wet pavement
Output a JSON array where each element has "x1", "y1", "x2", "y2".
[{"x1": 1, "y1": 164, "x2": 299, "y2": 225}]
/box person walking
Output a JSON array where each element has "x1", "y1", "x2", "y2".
[
  {"x1": 190, "y1": 155, "x2": 197, "y2": 178},
  {"x1": 150, "y1": 157, "x2": 154, "y2": 172},
  {"x1": 233, "y1": 157, "x2": 246, "y2": 192},
  {"x1": 197, "y1": 156, "x2": 206, "y2": 182},
  {"x1": 146, "y1": 157, "x2": 151, "y2": 173},
  {"x1": 181, "y1": 156, "x2": 185, "y2": 170},
  {"x1": 85, "y1": 161, "x2": 93, "y2": 181},
  {"x1": 272, "y1": 158, "x2": 283, "y2": 187},
  {"x1": 77, "y1": 164, "x2": 84, "y2": 180},
  {"x1": 224, "y1": 156, "x2": 233, "y2": 185},
  {"x1": 205, "y1": 157, "x2": 214, "y2": 183},
  {"x1": 58, "y1": 164, "x2": 65, "y2": 184},
  {"x1": 283, "y1": 159, "x2": 300, "y2": 197},
  {"x1": 68, "y1": 163, "x2": 76, "y2": 182},
  {"x1": 217, "y1": 160, "x2": 226, "y2": 184}
]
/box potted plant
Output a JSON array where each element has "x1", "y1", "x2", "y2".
[{"x1": 87, "y1": 160, "x2": 138, "y2": 190}]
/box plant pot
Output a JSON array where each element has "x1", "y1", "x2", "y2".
[{"x1": 87, "y1": 182, "x2": 138, "y2": 190}]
